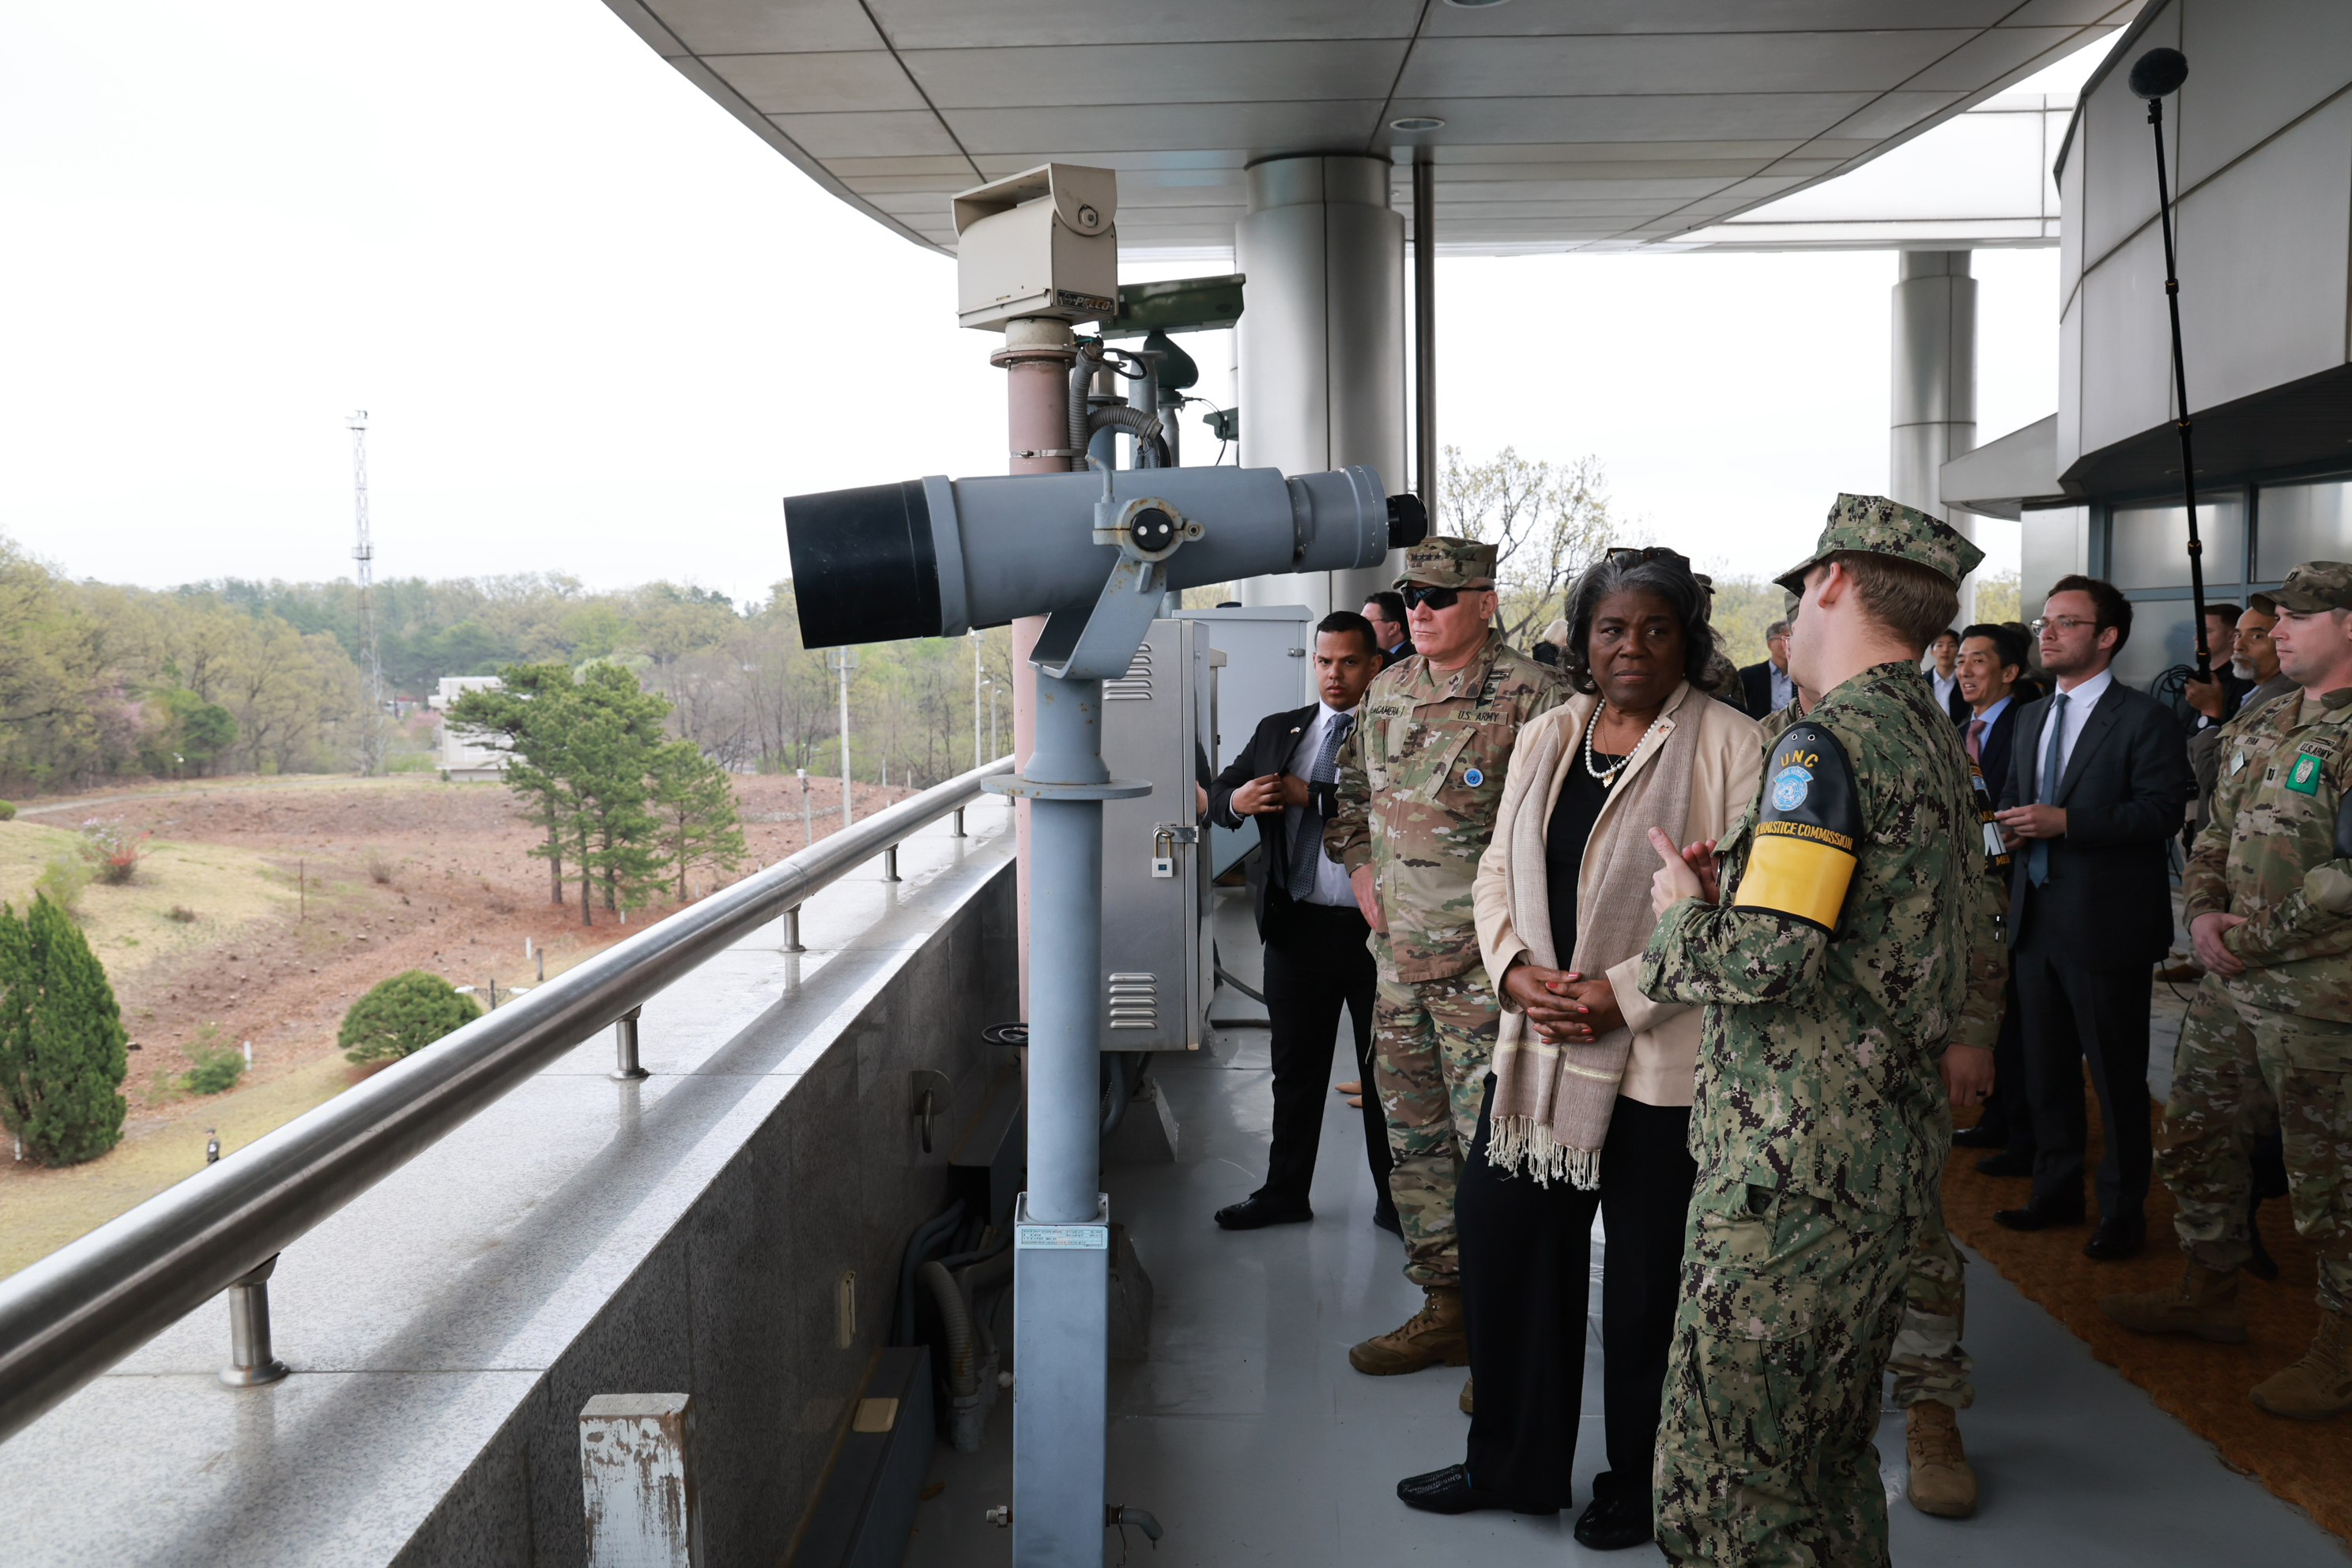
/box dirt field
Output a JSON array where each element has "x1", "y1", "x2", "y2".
[{"x1": 0, "y1": 770, "x2": 912, "y2": 1278}]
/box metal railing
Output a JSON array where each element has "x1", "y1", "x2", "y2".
[{"x1": 0, "y1": 757, "x2": 1012, "y2": 1447}]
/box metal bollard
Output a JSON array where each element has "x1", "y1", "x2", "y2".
[
  {"x1": 611, "y1": 1008, "x2": 647, "y2": 1082},
  {"x1": 219, "y1": 1254, "x2": 291, "y2": 1388},
  {"x1": 881, "y1": 845, "x2": 901, "y2": 882},
  {"x1": 781, "y1": 905, "x2": 805, "y2": 954},
  {"x1": 952, "y1": 807, "x2": 967, "y2": 839}
]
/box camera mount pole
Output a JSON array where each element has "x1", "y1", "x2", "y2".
[{"x1": 2132, "y1": 47, "x2": 2209, "y2": 675}]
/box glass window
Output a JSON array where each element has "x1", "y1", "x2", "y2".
[
  {"x1": 2256, "y1": 477, "x2": 2352, "y2": 581},
  {"x1": 2107, "y1": 492, "x2": 2245, "y2": 591},
  {"x1": 2106, "y1": 598, "x2": 2200, "y2": 693}
]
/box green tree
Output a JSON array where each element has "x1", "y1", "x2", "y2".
[
  {"x1": 650, "y1": 739, "x2": 747, "y2": 900},
  {"x1": 1438, "y1": 446, "x2": 1618, "y2": 642},
  {"x1": 567, "y1": 664, "x2": 669, "y2": 920},
  {"x1": 340, "y1": 970, "x2": 484, "y2": 1065},
  {"x1": 0, "y1": 895, "x2": 130, "y2": 1165},
  {"x1": 449, "y1": 664, "x2": 580, "y2": 906}
]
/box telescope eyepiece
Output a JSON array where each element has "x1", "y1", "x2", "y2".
[
  {"x1": 2129, "y1": 47, "x2": 2188, "y2": 101},
  {"x1": 1131, "y1": 507, "x2": 1177, "y2": 555},
  {"x1": 1388, "y1": 492, "x2": 1429, "y2": 548}
]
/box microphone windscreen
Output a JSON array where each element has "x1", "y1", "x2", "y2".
[{"x1": 2128, "y1": 47, "x2": 2188, "y2": 100}]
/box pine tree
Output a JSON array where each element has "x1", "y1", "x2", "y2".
[
  {"x1": 651, "y1": 739, "x2": 748, "y2": 900},
  {"x1": 0, "y1": 895, "x2": 129, "y2": 1166}
]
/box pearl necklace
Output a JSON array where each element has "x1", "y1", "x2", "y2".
[{"x1": 1583, "y1": 702, "x2": 1667, "y2": 785}]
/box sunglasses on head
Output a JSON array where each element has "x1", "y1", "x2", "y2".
[
  {"x1": 1604, "y1": 545, "x2": 1690, "y2": 571},
  {"x1": 1404, "y1": 583, "x2": 1477, "y2": 612}
]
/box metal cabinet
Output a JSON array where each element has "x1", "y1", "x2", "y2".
[
  {"x1": 1099, "y1": 618, "x2": 1215, "y2": 1051},
  {"x1": 1182, "y1": 605, "x2": 1317, "y2": 877}
]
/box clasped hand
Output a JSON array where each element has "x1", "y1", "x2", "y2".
[
  {"x1": 1230, "y1": 773, "x2": 1308, "y2": 816},
  {"x1": 1503, "y1": 960, "x2": 1623, "y2": 1044},
  {"x1": 2191, "y1": 910, "x2": 2248, "y2": 976},
  {"x1": 1647, "y1": 827, "x2": 1721, "y2": 915}
]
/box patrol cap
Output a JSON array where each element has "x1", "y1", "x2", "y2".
[
  {"x1": 1396, "y1": 536, "x2": 1497, "y2": 590},
  {"x1": 1773, "y1": 493, "x2": 1985, "y2": 597},
  {"x1": 2268, "y1": 562, "x2": 2352, "y2": 613}
]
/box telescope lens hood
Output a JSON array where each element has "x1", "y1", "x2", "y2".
[
  {"x1": 1387, "y1": 492, "x2": 1429, "y2": 548},
  {"x1": 783, "y1": 478, "x2": 940, "y2": 649}
]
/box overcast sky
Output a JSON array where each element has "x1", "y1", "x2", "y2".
[{"x1": 1, "y1": 2, "x2": 2105, "y2": 608}]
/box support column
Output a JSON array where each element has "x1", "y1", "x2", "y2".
[
  {"x1": 1890, "y1": 250, "x2": 1980, "y2": 617},
  {"x1": 1234, "y1": 154, "x2": 1407, "y2": 618}
]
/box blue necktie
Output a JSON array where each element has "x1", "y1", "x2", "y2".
[
  {"x1": 1288, "y1": 713, "x2": 1353, "y2": 900},
  {"x1": 2028, "y1": 693, "x2": 2068, "y2": 888}
]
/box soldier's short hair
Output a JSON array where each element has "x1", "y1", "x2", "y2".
[
  {"x1": 1823, "y1": 551, "x2": 1960, "y2": 655},
  {"x1": 2205, "y1": 601, "x2": 2243, "y2": 627},
  {"x1": 1316, "y1": 609, "x2": 1381, "y2": 660},
  {"x1": 1362, "y1": 590, "x2": 1406, "y2": 628},
  {"x1": 2049, "y1": 573, "x2": 2135, "y2": 655},
  {"x1": 1561, "y1": 549, "x2": 1720, "y2": 696}
]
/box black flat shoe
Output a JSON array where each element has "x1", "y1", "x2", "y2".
[
  {"x1": 1973, "y1": 1150, "x2": 2034, "y2": 1178},
  {"x1": 1994, "y1": 1193, "x2": 2085, "y2": 1232},
  {"x1": 1215, "y1": 1195, "x2": 1312, "y2": 1230},
  {"x1": 2083, "y1": 1212, "x2": 2147, "y2": 1261},
  {"x1": 1374, "y1": 1205, "x2": 1403, "y2": 1236},
  {"x1": 1950, "y1": 1119, "x2": 2010, "y2": 1150},
  {"x1": 1395, "y1": 1465, "x2": 1556, "y2": 1517},
  {"x1": 1574, "y1": 1471, "x2": 1653, "y2": 1551}
]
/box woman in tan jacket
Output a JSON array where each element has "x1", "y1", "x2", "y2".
[{"x1": 1394, "y1": 548, "x2": 1759, "y2": 1547}]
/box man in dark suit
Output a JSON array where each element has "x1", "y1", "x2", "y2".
[
  {"x1": 1208, "y1": 610, "x2": 1396, "y2": 1231},
  {"x1": 1736, "y1": 618, "x2": 1795, "y2": 718},
  {"x1": 1363, "y1": 591, "x2": 1415, "y2": 664},
  {"x1": 1946, "y1": 623, "x2": 2035, "y2": 1171},
  {"x1": 1993, "y1": 576, "x2": 2194, "y2": 1260}
]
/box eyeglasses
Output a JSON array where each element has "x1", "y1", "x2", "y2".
[
  {"x1": 1403, "y1": 584, "x2": 1464, "y2": 612},
  {"x1": 1603, "y1": 545, "x2": 1690, "y2": 571},
  {"x1": 2030, "y1": 615, "x2": 2098, "y2": 635}
]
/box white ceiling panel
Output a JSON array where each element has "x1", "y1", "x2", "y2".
[
  {"x1": 712, "y1": 51, "x2": 925, "y2": 114},
  {"x1": 902, "y1": 40, "x2": 1409, "y2": 111},
  {"x1": 606, "y1": 0, "x2": 2140, "y2": 254},
  {"x1": 1398, "y1": 31, "x2": 1976, "y2": 99}
]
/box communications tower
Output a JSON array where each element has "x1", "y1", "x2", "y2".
[{"x1": 349, "y1": 411, "x2": 386, "y2": 775}]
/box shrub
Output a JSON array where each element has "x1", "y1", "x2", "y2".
[
  {"x1": 78, "y1": 818, "x2": 147, "y2": 885},
  {"x1": 36, "y1": 856, "x2": 89, "y2": 914},
  {"x1": 365, "y1": 848, "x2": 396, "y2": 885},
  {"x1": 0, "y1": 800, "x2": 15, "y2": 820},
  {"x1": 0, "y1": 895, "x2": 130, "y2": 1165},
  {"x1": 339, "y1": 970, "x2": 482, "y2": 1065},
  {"x1": 168, "y1": 904, "x2": 198, "y2": 923},
  {"x1": 181, "y1": 1041, "x2": 245, "y2": 1095}
]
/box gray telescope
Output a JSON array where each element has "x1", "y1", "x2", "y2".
[{"x1": 784, "y1": 464, "x2": 1425, "y2": 650}]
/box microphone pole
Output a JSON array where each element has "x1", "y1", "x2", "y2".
[{"x1": 2132, "y1": 47, "x2": 2208, "y2": 677}]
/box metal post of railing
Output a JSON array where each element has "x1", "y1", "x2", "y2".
[
  {"x1": 217, "y1": 1254, "x2": 289, "y2": 1388},
  {"x1": 952, "y1": 807, "x2": 967, "y2": 839},
  {"x1": 881, "y1": 845, "x2": 901, "y2": 883},
  {"x1": 611, "y1": 1008, "x2": 646, "y2": 1082},
  {"x1": 781, "y1": 906, "x2": 805, "y2": 954}
]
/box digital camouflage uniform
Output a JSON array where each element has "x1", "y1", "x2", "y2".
[
  {"x1": 1326, "y1": 538, "x2": 1566, "y2": 1291},
  {"x1": 1638, "y1": 497, "x2": 1993, "y2": 1566},
  {"x1": 1755, "y1": 698, "x2": 2007, "y2": 1416},
  {"x1": 2169, "y1": 565, "x2": 2352, "y2": 1318}
]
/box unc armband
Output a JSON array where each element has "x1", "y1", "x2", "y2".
[{"x1": 1732, "y1": 722, "x2": 1862, "y2": 933}]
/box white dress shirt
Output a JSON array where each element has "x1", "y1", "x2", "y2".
[
  {"x1": 1287, "y1": 703, "x2": 1359, "y2": 906},
  {"x1": 2033, "y1": 666, "x2": 2114, "y2": 797},
  {"x1": 1931, "y1": 667, "x2": 1961, "y2": 714}
]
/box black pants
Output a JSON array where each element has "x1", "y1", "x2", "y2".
[
  {"x1": 2015, "y1": 930, "x2": 2154, "y2": 1218},
  {"x1": 1457, "y1": 1077, "x2": 1695, "y2": 1510},
  {"x1": 1968, "y1": 972, "x2": 2036, "y2": 1160},
  {"x1": 1259, "y1": 902, "x2": 1390, "y2": 1216}
]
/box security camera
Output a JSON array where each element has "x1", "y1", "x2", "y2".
[{"x1": 786, "y1": 465, "x2": 1427, "y2": 651}]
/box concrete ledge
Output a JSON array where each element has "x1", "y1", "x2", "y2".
[{"x1": 0, "y1": 812, "x2": 1018, "y2": 1568}]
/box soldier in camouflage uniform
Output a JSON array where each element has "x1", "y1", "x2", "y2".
[
  {"x1": 1755, "y1": 689, "x2": 2000, "y2": 1517},
  {"x1": 2103, "y1": 561, "x2": 2352, "y2": 1421},
  {"x1": 1638, "y1": 496, "x2": 2000, "y2": 1565},
  {"x1": 1325, "y1": 537, "x2": 1566, "y2": 1376}
]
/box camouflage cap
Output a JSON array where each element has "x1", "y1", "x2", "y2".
[
  {"x1": 1396, "y1": 536, "x2": 1498, "y2": 590},
  {"x1": 1773, "y1": 493, "x2": 1985, "y2": 595},
  {"x1": 2269, "y1": 562, "x2": 2352, "y2": 613}
]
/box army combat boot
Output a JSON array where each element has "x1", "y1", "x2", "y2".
[
  {"x1": 2099, "y1": 1260, "x2": 2248, "y2": 1343},
  {"x1": 1349, "y1": 1286, "x2": 1467, "y2": 1374},
  {"x1": 2250, "y1": 1308, "x2": 2352, "y2": 1420},
  {"x1": 1904, "y1": 1403, "x2": 1977, "y2": 1518}
]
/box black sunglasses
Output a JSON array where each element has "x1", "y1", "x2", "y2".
[
  {"x1": 1604, "y1": 545, "x2": 1690, "y2": 571},
  {"x1": 1403, "y1": 584, "x2": 1468, "y2": 611}
]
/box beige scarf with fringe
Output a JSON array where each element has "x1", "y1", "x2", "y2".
[{"x1": 1486, "y1": 682, "x2": 1700, "y2": 1187}]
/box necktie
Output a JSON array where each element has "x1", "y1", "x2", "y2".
[
  {"x1": 1288, "y1": 713, "x2": 1354, "y2": 900},
  {"x1": 2028, "y1": 693, "x2": 2068, "y2": 888},
  {"x1": 1966, "y1": 718, "x2": 1985, "y2": 763}
]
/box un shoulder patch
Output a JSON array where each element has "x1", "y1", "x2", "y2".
[{"x1": 1733, "y1": 721, "x2": 1862, "y2": 933}]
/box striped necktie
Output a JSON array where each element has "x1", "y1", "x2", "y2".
[
  {"x1": 2028, "y1": 693, "x2": 2068, "y2": 888},
  {"x1": 1288, "y1": 713, "x2": 1353, "y2": 900}
]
